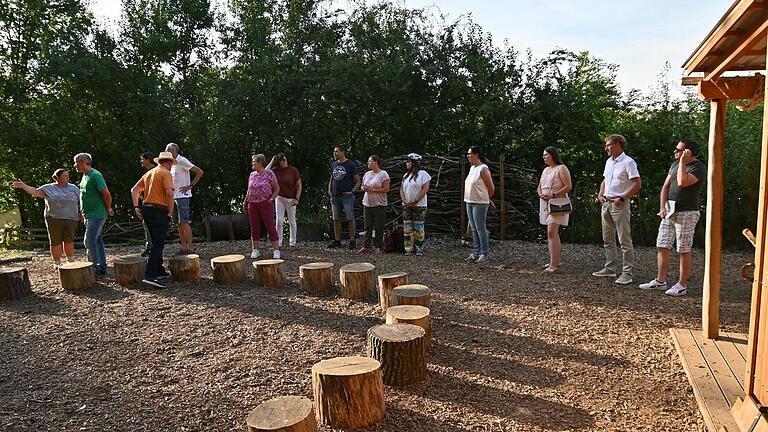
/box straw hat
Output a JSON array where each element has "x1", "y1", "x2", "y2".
[{"x1": 154, "y1": 151, "x2": 178, "y2": 165}]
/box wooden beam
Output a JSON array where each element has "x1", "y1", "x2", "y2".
[
  {"x1": 685, "y1": 0, "x2": 760, "y2": 74},
  {"x1": 704, "y1": 18, "x2": 768, "y2": 80},
  {"x1": 697, "y1": 75, "x2": 763, "y2": 100},
  {"x1": 745, "y1": 49, "x2": 768, "y2": 395},
  {"x1": 703, "y1": 99, "x2": 725, "y2": 340},
  {"x1": 682, "y1": 76, "x2": 703, "y2": 86}
]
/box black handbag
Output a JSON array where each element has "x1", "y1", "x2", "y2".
[{"x1": 548, "y1": 197, "x2": 572, "y2": 214}]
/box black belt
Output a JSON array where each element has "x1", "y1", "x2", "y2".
[{"x1": 142, "y1": 203, "x2": 167, "y2": 209}]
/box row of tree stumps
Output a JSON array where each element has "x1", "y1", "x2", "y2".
[{"x1": 247, "y1": 263, "x2": 434, "y2": 431}]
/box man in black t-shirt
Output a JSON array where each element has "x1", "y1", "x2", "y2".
[
  {"x1": 327, "y1": 144, "x2": 361, "y2": 249},
  {"x1": 639, "y1": 138, "x2": 707, "y2": 296}
]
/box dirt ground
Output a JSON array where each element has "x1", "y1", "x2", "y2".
[{"x1": 0, "y1": 237, "x2": 754, "y2": 432}]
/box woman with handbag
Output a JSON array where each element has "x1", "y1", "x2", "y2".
[{"x1": 537, "y1": 146, "x2": 572, "y2": 272}]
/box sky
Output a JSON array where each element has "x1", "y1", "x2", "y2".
[{"x1": 86, "y1": 0, "x2": 729, "y2": 95}]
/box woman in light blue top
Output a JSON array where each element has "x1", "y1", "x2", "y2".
[{"x1": 13, "y1": 168, "x2": 81, "y2": 268}]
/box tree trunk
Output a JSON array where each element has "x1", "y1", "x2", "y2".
[
  {"x1": 392, "y1": 284, "x2": 431, "y2": 308},
  {"x1": 299, "y1": 262, "x2": 334, "y2": 294},
  {"x1": 377, "y1": 272, "x2": 408, "y2": 311},
  {"x1": 58, "y1": 262, "x2": 96, "y2": 290},
  {"x1": 168, "y1": 254, "x2": 201, "y2": 282},
  {"x1": 339, "y1": 262, "x2": 376, "y2": 300},
  {"x1": 311, "y1": 356, "x2": 385, "y2": 429},
  {"x1": 114, "y1": 257, "x2": 147, "y2": 286},
  {"x1": 386, "y1": 305, "x2": 431, "y2": 354},
  {"x1": 252, "y1": 259, "x2": 287, "y2": 287},
  {"x1": 246, "y1": 396, "x2": 316, "y2": 432},
  {"x1": 210, "y1": 254, "x2": 247, "y2": 284},
  {"x1": 367, "y1": 323, "x2": 426, "y2": 386},
  {"x1": 0, "y1": 267, "x2": 31, "y2": 300}
]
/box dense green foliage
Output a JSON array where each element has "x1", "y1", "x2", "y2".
[{"x1": 0, "y1": 0, "x2": 762, "y2": 248}]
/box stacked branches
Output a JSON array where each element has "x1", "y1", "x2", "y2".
[{"x1": 351, "y1": 155, "x2": 539, "y2": 239}]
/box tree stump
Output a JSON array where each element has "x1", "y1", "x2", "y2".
[
  {"x1": 58, "y1": 262, "x2": 96, "y2": 290},
  {"x1": 367, "y1": 323, "x2": 426, "y2": 386},
  {"x1": 377, "y1": 271, "x2": 408, "y2": 311},
  {"x1": 338, "y1": 263, "x2": 375, "y2": 300},
  {"x1": 211, "y1": 254, "x2": 247, "y2": 284},
  {"x1": 392, "y1": 284, "x2": 431, "y2": 308},
  {"x1": 168, "y1": 254, "x2": 201, "y2": 282},
  {"x1": 311, "y1": 356, "x2": 385, "y2": 429},
  {"x1": 299, "y1": 262, "x2": 334, "y2": 294},
  {"x1": 0, "y1": 267, "x2": 32, "y2": 300},
  {"x1": 253, "y1": 259, "x2": 287, "y2": 287},
  {"x1": 246, "y1": 396, "x2": 316, "y2": 432},
  {"x1": 386, "y1": 305, "x2": 431, "y2": 354},
  {"x1": 113, "y1": 257, "x2": 147, "y2": 286}
]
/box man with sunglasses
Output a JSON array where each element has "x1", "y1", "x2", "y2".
[{"x1": 639, "y1": 139, "x2": 706, "y2": 296}]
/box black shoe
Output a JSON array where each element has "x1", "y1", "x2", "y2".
[
  {"x1": 157, "y1": 272, "x2": 171, "y2": 280},
  {"x1": 327, "y1": 240, "x2": 342, "y2": 248},
  {"x1": 142, "y1": 277, "x2": 167, "y2": 289},
  {"x1": 140, "y1": 249, "x2": 151, "y2": 257},
  {"x1": 348, "y1": 240, "x2": 357, "y2": 250}
]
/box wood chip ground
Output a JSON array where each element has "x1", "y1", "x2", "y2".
[{"x1": 0, "y1": 238, "x2": 752, "y2": 431}]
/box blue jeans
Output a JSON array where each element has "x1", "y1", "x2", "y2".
[
  {"x1": 330, "y1": 195, "x2": 355, "y2": 220},
  {"x1": 466, "y1": 202, "x2": 489, "y2": 255},
  {"x1": 84, "y1": 218, "x2": 107, "y2": 273}
]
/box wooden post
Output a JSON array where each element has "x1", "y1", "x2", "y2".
[
  {"x1": 58, "y1": 262, "x2": 96, "y2": 290},
  {"x1": 367, "y1": 323, "x2": 426, "y2": 386},
  {"x1": 703, "y1": 98, "x2": 726, "y2": 339},
  {"x1": 114, "y1": 257, "x2": 147, "y2": 286},
  {"x1": 252, "y1": 259, "x2": 287, "y2": 287},
  {"x1": 299, "y1": 262, "x2": 335, "y2": 294},
  {"x1": 246, "y1": 396, "x2": 316, "y2": 432},
  {"x1": 460, "y1": 161, "x2": 466, "y2": 238},
  {"x1": 377, "y1": 272, "x2": 408, "y2": 311},
  {"x1": 745, "y1": 63, "x2": 768, "y2": 395},
  {"x1": 311, "y1": 356, "x2": 385, "y2": 429},
  {"x1": 167, "y1": 254, "x2": 201, "y2": 282},
  {"x1": 499, "y1": 155, "x2": 506, "y2": 240},
  {"x1": 0, "y1": 267, "x2": 32, "y2": 300},
  {"x1": 211, "y1": 254, "x2": 247, "y2": 284}
]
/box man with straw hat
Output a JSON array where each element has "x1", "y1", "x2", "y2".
[{"x1": 131, "y1": 151, "x2": 177, "y2": 289}]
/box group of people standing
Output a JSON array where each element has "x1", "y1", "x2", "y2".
[{"x1": 13, "y1": 134, "x2": 706, "y2": 296}]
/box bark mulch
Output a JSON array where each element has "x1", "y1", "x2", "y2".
[{"x1": 0, "y1": 238, "x2": 752, "y2": 431}]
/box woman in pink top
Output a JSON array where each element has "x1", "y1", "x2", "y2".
[
  {"x1": 537, "y1": 146, "x2": 572, "y2": 272},
  {"x1": 356, "y1": 155, "x2": 390, "y2": 254},
  {"x1": 243, "y1": 154, "x2": 280, "y2": 259}
]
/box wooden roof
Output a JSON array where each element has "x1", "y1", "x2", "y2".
[{"x1": 683, "y1": 0, "x2": 768, "y2": 80}]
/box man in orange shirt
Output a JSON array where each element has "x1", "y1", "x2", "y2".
[{"x1": 131, "y1": 151, "x2": 176, "y2": 288}]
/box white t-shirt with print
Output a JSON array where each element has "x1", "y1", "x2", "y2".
[
  {"x1": 402, "y1": 170, "x2": 431, "y2": 207},
  {"x1": 171, "y1": 155, "x2": 195, "y2": 199}
]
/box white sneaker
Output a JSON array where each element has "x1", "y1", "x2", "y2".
[
  {"x1": 475, "y1": 254, "x2": 489, "y2": 263},
  {"x1": 665, "y1": 283, "x2": 687, "y2": 296},
  {"x1": 53, "y1": 261, "x2": 61, "y2": 269},
  {"x1": 465, "y1": 254, "x2": 478, "y2": 262},
  {"x1": 639, "y1": 279, "x2": 667, "y2": 290},
  {"x1": 272, "y1": 250, "x2": 281, "y2": 259},
  {"x1": 250, "y1": 249, "x2": 260, "y2": 259}
]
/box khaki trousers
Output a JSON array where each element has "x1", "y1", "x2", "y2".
[{"x1": 601, "y1": 201, "x2": 634, "y2": 276}]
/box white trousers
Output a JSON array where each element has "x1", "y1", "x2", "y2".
[{"x1": 275, "y1": 196, "x2": 298, "y2": 246}]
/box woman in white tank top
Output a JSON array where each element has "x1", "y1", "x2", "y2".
[{"x1": 463, "y1": 146, "x2": 495, "y2": 263}]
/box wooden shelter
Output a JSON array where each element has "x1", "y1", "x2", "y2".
[{"x1": 678, "y1": 1, "x2": 768, "y2": 430}]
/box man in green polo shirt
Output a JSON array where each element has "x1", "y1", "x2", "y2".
[{"x1": 74, "y1": 152, "x2": 114, "y2": 275}]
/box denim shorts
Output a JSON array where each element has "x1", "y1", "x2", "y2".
[
  {"x1": 173, "y1": 197, "x2": 191, "y2": 224},
  {"x1": 331, "y1": 195, "x2": 355, "y2": 221}
]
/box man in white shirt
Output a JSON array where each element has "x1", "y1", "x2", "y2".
[
  {"x1": 165, "y1": 143, "x2": 204, "y2": 254},
  {"x1": 593, "y1": 134, "x2": 642, "y2": 285}
]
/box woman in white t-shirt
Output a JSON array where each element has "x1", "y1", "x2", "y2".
[
  {"x1": 463, "y1": 146, "x2": 495, "y2": 263},
  {"x1": 357, "y1": 155, "x2": 390, "y2": 254},
  {"x1": 400, "y1": 153, "x2": 431, "y2": 256}
]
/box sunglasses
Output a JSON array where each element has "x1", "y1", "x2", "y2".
[{"x1": 674, "y1": 148, "x2": 685, "y2": 153}]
